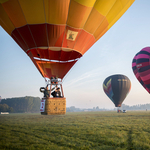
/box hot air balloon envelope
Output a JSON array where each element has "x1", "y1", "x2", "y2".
[
  {"x1": 132, "y1": 47, "x2": 150, "y2": 93},
  {"x1": 0, "y1": 0, "x2": 135, "y2": 79},
  {"x1": 103, "y1": 74, "x2": 131, "y2": 107}
]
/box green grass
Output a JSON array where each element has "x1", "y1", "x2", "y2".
[{"x1": 0, "y1": 111, "x2": 150, "y2": 150}]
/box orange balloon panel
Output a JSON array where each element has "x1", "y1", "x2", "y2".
[
  {"x1": 34, "y1": 59, "x2": 77, "y2": 79},
  {"x1": 0, "y1": 0, "x2": 134, "y2": 79}
]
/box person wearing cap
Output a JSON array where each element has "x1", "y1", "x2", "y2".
[
  {"x1": 51, "y1": 86, "x2": 62, "y2": 97},
  {"x1": 56, "y1": 88, "x2": 61, "y2": 97},
  {"x1": 40, "y1": 85, "x2": 50, "y2": 98}
]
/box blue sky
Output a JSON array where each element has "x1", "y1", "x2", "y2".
[{"x1": 1, "y1": 0, "x2": 150, "y2": 109}]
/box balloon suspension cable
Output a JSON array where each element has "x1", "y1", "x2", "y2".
[{"x1": 44, "y1": 77, "x2": 50, "y2": 86}]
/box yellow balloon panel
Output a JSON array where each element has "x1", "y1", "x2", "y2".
[
  {"x1": 94, "y1": 0, "x2": 117, "y2": 16},
  {"x1": 93, "y1": 0, "x2": 134, "y2": 40},
  {"x1": 120, "y1": 0, "x2": 135, "y2": 6},
  {"x1": 83, "y1": 8, "x2": 107, "y2": 34},
  {"x1": 0, "y1": 0, "x2": 8, "y2": 3},
  {"x1": 94, "y1": 18, "x2": 108, "y2": 41},
  {"x1": 105, "y1": 0, "x2": 130, "y2": 25},
  {"x1": 108, "y1": 0, "x2": 134, "y2": 29},
  {"x1": 67, "y1": 0, "x2": 92, "y2": 28},
  {"x1": 2, "y1": 0, "x2": 26, "y2": 27},
  {"x1": 43, "y1": 0, "x2": 49, "y2": 23},
  {"x1": 18, "y1": 0, "x2": 45, "y2": 24},
  {"x1": 46, "y1": 0, "x2": 70, "y2": 24},
  {"x1": 0, "y1": 4, "x2": 15, "y2": 35},
  {"x1": 74, "y1": 0, "x2": 96, "y2": 7}
]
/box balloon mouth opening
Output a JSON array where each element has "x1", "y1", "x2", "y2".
[{"x1": 115, "y1": 104, "x2": 121, "y2": 107}]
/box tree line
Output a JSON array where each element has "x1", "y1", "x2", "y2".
[
  {"x1": 0, "y1": 96, "x2": 41, "y2": 113},
  {"x1": 66, "y1": 106, "x2": 107, "y2": 112},
  {"x1": 1, "y1": 96, "x2": 150, "y2": 113},
  {"x1": 66, "y1": 103, "x2": 150, "y2": 112},
  {"x1": 120, "y1": 103, "x2": 150, "y2": 110}
]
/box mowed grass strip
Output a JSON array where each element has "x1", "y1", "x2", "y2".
[{"x1": 0, "y1": 111, "x2": 150, "y2": 150}]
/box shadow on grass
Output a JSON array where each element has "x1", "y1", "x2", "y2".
[{"x1": 127, "y1": 127, "x2": 134, "y2": 150}]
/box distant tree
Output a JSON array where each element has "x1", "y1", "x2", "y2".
[
  {"x1": 0, "y1": 104, "x2": 13, "y2": 112},
  {"x1": 0, "y1": 104, "x2": 9, "y2": 112},
  {"x1": 8, "y1": 107, "x2": 13, "y2": 113},
  {"x1": 120, "y1": 103, "x2": 150, "y2": 110},
  {"x1": 96, "y1": 106, "x2": 99, "y2": 110},
  {"x1": 1, "y1": 96, "x2": 41, "y2": 113}
]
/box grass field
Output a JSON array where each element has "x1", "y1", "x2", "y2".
[{"x1": 0, "y1": 111, "x2": 150, "y2": 150}]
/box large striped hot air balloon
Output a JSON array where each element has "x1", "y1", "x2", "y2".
[
  {"x1": 132, "y1": 47, "x2": 150, "y2": 93},
  {"x1": 0, "y1": 0, "x2": 134, "y2": 114},
  {"x1": 103, "y1": 74, "x2": 131, "y2": 107}
]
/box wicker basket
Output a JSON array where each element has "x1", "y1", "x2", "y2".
[{"x1": 41, "y1": 97, "x2": 66, "y2": 115}]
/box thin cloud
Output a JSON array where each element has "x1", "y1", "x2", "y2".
[{"x1": 64, "y1": 67, "x2": 103, "y2": 88}]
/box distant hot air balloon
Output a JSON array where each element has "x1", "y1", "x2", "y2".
[
  {"x1": 0, "y1": 0, "x2": 134, "y2": 114},
  {"x1": 103, "y1": 74, "x2": 131, "y2": 107},
  {"x1": 132, "y1": 47, "x2": 150, "y2": 93}
]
